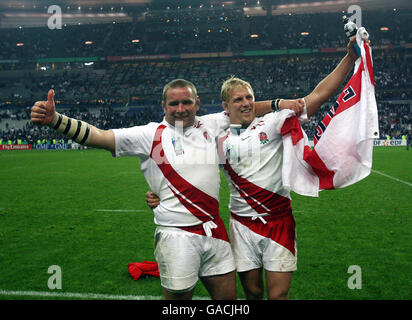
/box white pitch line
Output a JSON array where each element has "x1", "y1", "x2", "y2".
[
  {"x1": 0, "y1": 289, "x2": 208, "y2": 300},
  {"x1": 95, "y1": 209, "x2": 146, "y2": 212},
  {"x1": 0, "y1": 289, "x2": 160, "y2": 300},
  {"x1": 372, "y1": 169, "x2": 412, "y2": 187}
]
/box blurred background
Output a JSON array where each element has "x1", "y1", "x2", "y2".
[{"x1": 0, "y1": 0, "x2": 411, "y2": 144}]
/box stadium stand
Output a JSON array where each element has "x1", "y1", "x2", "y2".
[{"x1": 0, "y1": 3, "x2": 411, "y2": 144}]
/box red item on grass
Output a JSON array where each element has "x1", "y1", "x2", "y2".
[{"x1": 128, "y1": 261, "x2": 160, "y2": 280}]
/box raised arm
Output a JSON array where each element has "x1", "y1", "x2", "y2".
[
  {"x1": 303, "y1": 37, "x2": 359, "y2": 117},
  {"x1": 31, "y1": 89, "x2": 115, "y2": 152},
  {"x1": 255, "y1": 37, "x2": 359, "y2": 119}
]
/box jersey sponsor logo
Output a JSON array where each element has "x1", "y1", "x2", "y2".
[{"x1": 259, "y1": 132, "x2": 269, "y2": 144}]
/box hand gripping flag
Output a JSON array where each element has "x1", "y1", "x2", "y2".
[{"x1": 280, "y1": 28, "x2": 379, "y2": 197}]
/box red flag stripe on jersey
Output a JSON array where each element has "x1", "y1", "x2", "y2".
[
  {"x1": 150, "y1": 124, "x2": 218, "y2": 222},
  {"x1": 231, "y1": 182, "x2": 270, "y2": 214},
  {"x1": 223, "y1": 161, "x2": 291, "y2": 214}
]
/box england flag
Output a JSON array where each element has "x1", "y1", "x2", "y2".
[{"x1": 281, "y1": 28, "x2": 379, "y2": 197}]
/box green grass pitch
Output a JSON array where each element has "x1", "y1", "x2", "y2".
[{"x1": 0, "y1": 147, "x2": 411, "y2": 300}]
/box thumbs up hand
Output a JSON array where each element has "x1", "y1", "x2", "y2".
[{"x1": 31, "y1": 89, "x2": 56, "y2": 126}]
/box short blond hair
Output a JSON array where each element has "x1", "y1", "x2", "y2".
[
  {"x1": 221, "y1": 76, "x2": 254, "y2": 103},
  {"x1": 162, "y1": 79, "x2": 197, "y2": 103}
]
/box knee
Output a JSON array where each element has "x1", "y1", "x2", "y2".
[
  {"x1": 268, "y1": 288, "x2": 290, "y2": 300},
  {"x1": 210, "y1": 286, "x2": 237, "y2": 300},
  {"x1": 244, "y1": 285, "x2": 264, "y2": 300}
]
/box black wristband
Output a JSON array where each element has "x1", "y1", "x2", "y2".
[{"x1": 271, "y1": 99, "x2": 280, "y2": 112}]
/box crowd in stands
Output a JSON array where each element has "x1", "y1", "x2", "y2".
[
  {"x1": 0, "y1": 10, "x2": 410, "y2": 60},
  {"x1": 1, "y1": 51, "x2": 411, "y2": 105},
  {"x1": 1, "y1": 99, "x2": 410, "y2": 145},
  {"x1": 0, "y1": 106, "x2": 163, "y2": 145},
  {"x1": 1, "y1": 9, "x2": 411, "y2": 144}
]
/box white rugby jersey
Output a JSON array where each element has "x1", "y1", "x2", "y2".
[
  {"x1": 219, "y1": 111, "x2": 295, "y2": 218},
  {"x1": 112, "y1": 112, "x2": 230, "y2": 227}
]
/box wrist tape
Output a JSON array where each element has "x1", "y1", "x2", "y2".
[
  {"x1": 49, "y1": 113, "x2": 91, "y2": 145},
  {"x1": 271, "y1": 98, "x2": 282, "y2": 112}
]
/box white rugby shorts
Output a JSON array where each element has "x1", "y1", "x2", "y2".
[
  {"x1": 153, "y1": 225, "x2": 236, "y2": 292},
  {"x1": 230, "y1": 213, "x2": 297, "y2": 273}
]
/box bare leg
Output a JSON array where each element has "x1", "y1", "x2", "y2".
[
  {"x1": 266, "y1": 271, "x2": 293, "y2": 300},
  {"x1": 238, "y1": 268, "x2": 264, "y2": 300},
  {"x1": 162, "y1": 287, "x2": 195, "y2": 300},
  {"x1": 200, "y1": 270, "x2": 237, "y2": 300}
]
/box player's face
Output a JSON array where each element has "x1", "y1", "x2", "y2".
[
  {"x1": 224, "y1": 85, "x2": 256, "y2": 127},
  {"x1": 162, "y1": 87, "x2": 200, "y2": 128}
]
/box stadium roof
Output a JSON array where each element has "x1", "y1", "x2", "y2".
[
  {"x1": 0, "y1": 0, "x2": 410, "y2": 29},
  {"x1": 1, "y1": 0, "x2": 411, "y2": 11}
]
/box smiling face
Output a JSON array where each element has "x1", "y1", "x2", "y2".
[
  {"x1": 162, "y1": 86, "x2": 200, "y2": 128},
  {"x1": 223, "y1": 84, "x2": 256, "y2": 127}
]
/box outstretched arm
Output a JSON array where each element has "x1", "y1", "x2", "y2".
[
  {"x1": 255, "y1": 99, "x2": 305, "y2": 117},
  {"x1": 31, "y1": 89, "x2": 115, "y2": 152},
  {"x1": 303, "y1": 37, "x2": 359, "y2": 117}
]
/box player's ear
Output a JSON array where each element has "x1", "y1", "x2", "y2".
[
  {"x1": 222, "y1": 101, "x2": 229, "y2": 113},
  {"x1": 195, "y1": 97, "x2": 200, "y2": 112},
  {"x1": 161, "y1": 100, "x2": 166, "y2": 114}
]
